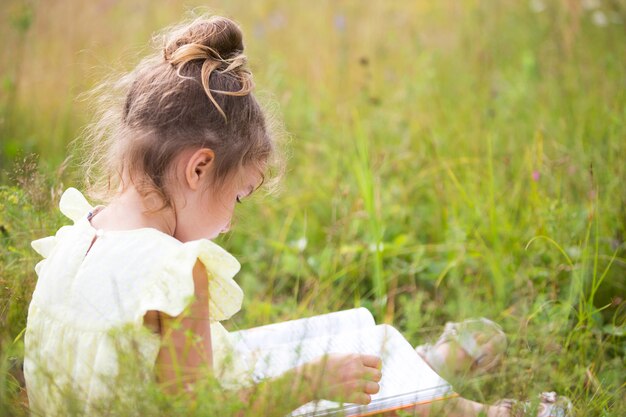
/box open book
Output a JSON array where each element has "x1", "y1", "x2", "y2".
[{"x1": 229, "y1": 308, "x2": 456, "y2": 416}]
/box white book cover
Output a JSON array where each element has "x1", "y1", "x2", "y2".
[{"x1": 230, "y1": 309, "x2": 456, "y2": 416}]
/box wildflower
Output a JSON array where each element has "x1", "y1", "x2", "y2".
[
  {"x1": 529, "y1": 0, "x2": 546, "y2": 13},
  {"x1": 289, "y1": 237, "x2": 307, "y2": 252},
  {"x1": 368, "y1": 242, "x2": 384, "y2": 253},
  {"x1": 295, "y1": 237, "x2": 307, "y2": 252},
  {"x1": 582, "y1": 0, "x2": 601, "y2": 10},
  {"x1": 334, "y1": 14, "x2": 346, "y2": 32},
  {"x1": 268, "y1": 11, "x2": 286, "y2": 29},
  {"x1": 532, "y1": 170, "x2": 540, "y2": 181},
  {"x1": 592, "y1": 10, "x2": 608, "y2": 27}
]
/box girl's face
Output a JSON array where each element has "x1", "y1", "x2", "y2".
[{"x1": 171, "y1": 148, "x2": 262, "y2": 242}]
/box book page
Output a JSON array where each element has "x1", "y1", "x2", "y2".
[
  {"x1": 243, "y1": 324, "x2": 453, "y2": 416},
  {"x1": 229, "y1": 308, "x2": 375, "y2": 352}
]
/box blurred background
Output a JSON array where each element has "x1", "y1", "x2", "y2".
[{"x1": 1, "y1": 0, "x2": 625, "y2": 415}]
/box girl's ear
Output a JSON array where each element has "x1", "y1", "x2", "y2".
[{"x1": 185, "y1": 148, "x2": 215, "y2": 190}]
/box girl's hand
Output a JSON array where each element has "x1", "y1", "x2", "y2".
[{"x1": 299, "y1": 353, "x2": 382, "y2": 405}]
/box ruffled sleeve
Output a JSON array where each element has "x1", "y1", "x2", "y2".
[
  {"x1": 31, "y1": 236, "x2": 56, "y2": 276},
  {"x1": 31, "y1": 188, "x2": 95, "y2": 275},
  {"x1": 31, "y1": 236, "x2": 56, "y2": 258},
  {"x1": 141, "y1": 239, "x2": 243, "y2": 321},
  {"x1": 58, "y1": 187, "x2": 94, "y2": 223}
]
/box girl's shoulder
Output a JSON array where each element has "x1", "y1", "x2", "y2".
[
  {"x1": 30, "y1": 187, "x2": 182, "y2": 267},
  {"x1": 31, "y1": 187, "x2": 244, "y2": 322}
]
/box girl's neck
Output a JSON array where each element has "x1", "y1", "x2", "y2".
[{"x1": 89, "y1": 186, "x2": 176, "y2": 236}]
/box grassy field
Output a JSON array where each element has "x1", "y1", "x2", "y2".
[{"x1": 1, "y1": 0, "x2": 625, "y2": 415}]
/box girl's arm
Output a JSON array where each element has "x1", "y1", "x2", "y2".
[
  {"x1": 149, "y1": 260, "x2": 381, "y2": 414},
  {"x1": 150, "y1": 260, "x2": 213, "y2": 392}
]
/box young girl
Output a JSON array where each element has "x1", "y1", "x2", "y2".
[{"x1": 24, "y1": 15, "x2": 570, "y2": 417}]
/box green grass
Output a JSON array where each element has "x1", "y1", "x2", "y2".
[{"x1": 1, "y1": 0, "x2": 625, "y2": 415}]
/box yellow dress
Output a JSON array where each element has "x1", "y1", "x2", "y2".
[{"x1": 24, "y1": 188, "x2": 250, "y2": 416}]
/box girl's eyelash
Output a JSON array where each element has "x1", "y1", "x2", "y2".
[{"x1": 236, "y1": 196, "x2": 242, "y2": 204}]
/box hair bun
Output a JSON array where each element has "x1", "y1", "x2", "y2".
[
  {"x1": 161, "y1": 15, "x2": 254, "y2": 120},
  {"x1": 163, "y1": 16, "x2": 244, "y2": 63}
]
